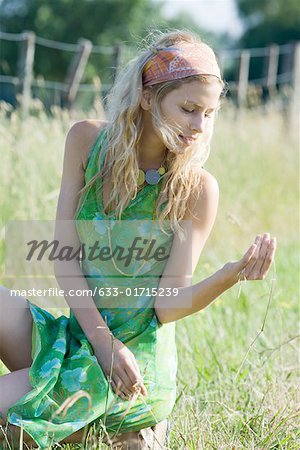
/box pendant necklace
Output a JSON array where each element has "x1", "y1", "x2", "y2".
[{"x1": 137, "y1": 154, "x2": 167, "y2": 186}]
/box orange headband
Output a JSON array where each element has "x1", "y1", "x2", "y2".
[{"x1": 142, "y1": 41, "x2": 221, "y2": 87}]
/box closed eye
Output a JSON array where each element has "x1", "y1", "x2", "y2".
[
  {"x1": 181, "y1": 107, "x2": 213, "y2": 118},
  {"x1": 181, "y1": 107, "x2": 194, "y2": 113}
]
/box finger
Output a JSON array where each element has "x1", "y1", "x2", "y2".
[
  {"x1": 243, "y1": 235, "x2": 263, "y2": 276},
  {"x1": 124, "y1": 366, "x2": 148, "y2": 397},
  {"x1": 248, "y1": 233, "x2": 270, "y2": 277},
  {"x1": 110, "y1": 380, "x2": 119, "y2": 395},
  {"x1": 110, "y1": 380, "x2": 127, "y2": 400},
  {"x1": 259, "y1": 237, "x2": 277, "y2": 278},
  {"x1": 113, "y1": 376, "x2": 128, "y2": 398},
  {"x1": 249, "y1": 233, "x2": 270, "y2": 280},
  {"x1": 114, "y1": 373, "x2": 134, "y2": 397},
  {"x1": 256, "y1": 233, "x2": 271, "y2": 274},
  {"x1": 235, "y1": 241, "x2": 258, "y2": 280},
  {"x1": 239, "y1": 243, "x2": 257, "y2": 270},
  {"x1": 124, "y1": 358, "x2": 148, "y2": 396}
]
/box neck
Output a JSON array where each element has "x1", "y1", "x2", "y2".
[{"x1": 137, "y1": 112, "x2": 168, "y2": 170}]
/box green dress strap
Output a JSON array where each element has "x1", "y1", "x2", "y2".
[
  {"x1": 7, "y1": 125, "x2": 177, "y2": 448},
  {"x1": 85, "y1": 126, "x2": 109, "y2": 183}
]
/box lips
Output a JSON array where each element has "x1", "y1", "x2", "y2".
[{"x1": 179, "y1": 135, "x2": 196, "y2": 145}]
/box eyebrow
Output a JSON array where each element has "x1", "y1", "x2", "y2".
[{"x1": 183, "y1": 100, "x2": 217, "y2": 111}]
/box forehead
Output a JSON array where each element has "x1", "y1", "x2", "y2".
[{"x1": 168, "y1": 79, "x2": 222, "y2": 107}]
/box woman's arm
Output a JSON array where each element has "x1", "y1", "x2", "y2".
[
  {"x1": 54, "y1": 120, "x2": 147, "y2": 399},
  {"x1": 54, "y1": 120, "x2": 111, "y2": 344},
  {"x1": 154, "y1": 170, "x2": 276, "y2": 324}
]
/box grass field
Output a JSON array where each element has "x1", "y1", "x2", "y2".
[{"x1": 0, "y1": 100, "x2": 299, "y2": 449}]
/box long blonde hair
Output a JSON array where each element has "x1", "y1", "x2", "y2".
[{"x1": 77, "y1": 29, "x2": 226, "y2": 241}]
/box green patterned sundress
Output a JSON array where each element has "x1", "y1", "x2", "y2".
[{"x1": 7, "y1": 128, "x2": 177, "y2": 448}]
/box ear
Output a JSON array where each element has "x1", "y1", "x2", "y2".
[{"x1": 140, "y1": 88, "x2": 153, "y2": 111}]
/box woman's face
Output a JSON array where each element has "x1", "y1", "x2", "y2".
[{"x1": 159, "y1": 79, "x2": 222, "y2": 151}]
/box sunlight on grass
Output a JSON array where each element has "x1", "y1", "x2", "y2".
[{"x1": 0, "y1": 100, "x2": 299, "y2": 449}]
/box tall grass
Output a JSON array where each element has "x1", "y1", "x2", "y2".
[{"x1": 0, "y1": 100, "x2": 299, "y2": 449}]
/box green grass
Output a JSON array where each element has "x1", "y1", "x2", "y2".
[{"x1": 0, "y1": 99, "x2": 299, "y2": 449}]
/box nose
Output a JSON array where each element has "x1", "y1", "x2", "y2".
[{"x1": 190, "y1": 114, "x2": 205, "y2": 134}]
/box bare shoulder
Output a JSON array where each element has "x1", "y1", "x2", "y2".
[
  {"x1": 66, "y1": 119, "x2": 108, "y2": 170},
  {"x1": 186, "y1": 167, "x2": 219, "y2": 220},
  {"x1": 199, "y1": 168, "x2": 219, "y2": 196}
]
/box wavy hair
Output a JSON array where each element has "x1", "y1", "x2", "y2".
[{"x1": 76, "y1": 29, "x2": 227, "y2": 241}]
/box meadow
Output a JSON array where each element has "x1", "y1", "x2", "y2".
[{"x1": 0, "y1": 99, "x2": 299, "y2": 449}]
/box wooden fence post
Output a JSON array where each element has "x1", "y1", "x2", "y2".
[
  {"x1": 282, "y1": 43, "x2": 293, "y2": 84},
  {"x1": 111, "y1": 43, "x2": 123, "y2": 83},
  {"x1": 263, "y1": 44, "x2": 279, "y2": 97},
  {"x1": 237, "y1": 50, "x2": 250, "y2": 108},
  {"x1": 290, "y1": 42, "x2": 300, "y2": 131},
  {"x1": 17, "y1": 31, "x2": 36, "y2": 116},
  {"x1": 63, "y1": 38, "x2": 92, "y2": 109},
  {"x1": 217, "y1": 51, "x2": 226, "y2": 79}
]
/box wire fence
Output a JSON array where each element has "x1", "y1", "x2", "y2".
[{"x1": 0, "y1": 30, "x2": 299, "y2": 114}]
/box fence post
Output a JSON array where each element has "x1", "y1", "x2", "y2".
[
  {"x1": 17, "y1": 31, "x2": 36, "y2": 116},
  {"x1": 263, "y1": 44, "x2": 279, "y2": 97},
  {"x1": 290, "y1": 42, "x2": 300, "y2": 131},
  {"x1": 217, "y1": 50, "x2": 226, "y2": 79},
  {"x1": 111, "y1": 43, "x2": 123, "y2": 83},
  {"x1": 63, "y1": 38, "x2": 92, "y2": 109},
  {"x1": 237, "y1": 50, "x2": 250, "y2": 108}
]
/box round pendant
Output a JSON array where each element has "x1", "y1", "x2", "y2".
[
  {"x1": 137, "y1": 169, "x2": 145, "y2": 186},
  {"x1": 145, "y1": 169, "x2": 160, "y2": 185},
  {"x1": 158, "y1": 166, "x2": 166, "y2": 175}
]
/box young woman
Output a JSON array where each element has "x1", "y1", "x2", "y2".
[{"x1": 0, "y1": 30, "x2": 276, "y2": 449}]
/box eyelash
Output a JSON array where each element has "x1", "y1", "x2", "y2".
[{"x1": 181, "y1": 107, "x2": 213, "y2": 118}]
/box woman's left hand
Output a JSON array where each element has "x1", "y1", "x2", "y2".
[{"x1": 222, "y1": 233, "x2": 277, "y2": 284}]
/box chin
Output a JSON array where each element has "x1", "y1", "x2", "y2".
[
  {"x1": 168, "y1": 138, "x2": 195, "y2": 155},
  {"x1": 158, "y1": 127, "x2": 196, "y2": 155}
]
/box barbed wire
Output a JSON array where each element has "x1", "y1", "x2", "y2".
[
  {"x1": 1, "y1": 31, "x2": 117, "y2": 54},
  {"x1": 220, "y1": 43, "x2": 293, "y2": 58},
  {"x1": 0, "y1": 72, "x2": 292, "y2": 91},
  {"x1": 35, "y1": 36, "x2": 80, "y2": 52},
  {"x1": 0, "y1": 30, "x2": 295, "y2": 57},
  {"x1": 0, "y1": 31, "x2": 297, "y2": 105},
  {"x1": 0, "y1": 30, "x2": 25, "y2": 41}
]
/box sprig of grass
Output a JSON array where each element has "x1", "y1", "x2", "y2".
[{"x1": 0, "y1": 101, "x2": 298, "y2": 449}]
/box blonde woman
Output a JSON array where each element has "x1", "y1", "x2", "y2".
[{"x1": 0, "y1": 30, "x2": 276, "y2": 449}]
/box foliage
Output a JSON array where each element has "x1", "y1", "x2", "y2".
[
  {"x1": 0, "y1": 0, "x2": 217, "y2": 87},
  {"x1": 0, "y1": 0, "x2": 167, "y2": 83},
  {"x1": 235, "y1": 0, "x2": 300, "y2": 47}
]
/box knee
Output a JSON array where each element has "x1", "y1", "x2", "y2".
[
  {"x1": 0, "y1": 285, "x2": 10, "y2": 302},
  {"x1": 109, "y1": 431, "x2": 141, "y2": 449},
  {"x1": 0, "y1": 286, "x2": 20, "y2": 309}
]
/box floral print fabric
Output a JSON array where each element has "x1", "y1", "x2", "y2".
[{"x1": 7, "y1": 128, "x2": 177, "y2": 448}]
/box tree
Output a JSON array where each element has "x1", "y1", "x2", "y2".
[
  {"x1": 0, "y1": 0, "x2": 224, "y2": 108},
  {"x1": 233, "y1": 0, "x2": 300, "y2": 81},
  {"x1": 235, "y1": 0, "x2": 300, "y2": 47},
  {"x1": 0, "y1": 0, "x2": 167, "y2": 82}
]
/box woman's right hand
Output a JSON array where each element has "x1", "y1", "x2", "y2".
[
  {"x1": 221, "y1": 233, "x2": 276, "y2": 285},
  {"x1": 92, "y1": 335, "x2": 148, "y2": 400}
]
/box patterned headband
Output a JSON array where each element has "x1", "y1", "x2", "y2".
[{"x1": 142, "y1": 41, "x2": 221, "y2": 87}]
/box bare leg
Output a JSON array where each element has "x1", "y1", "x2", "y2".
[
  {"x1": 62, "y1": 428, "x2": 145, "y2": 449},
  {"x1": 0, "y1": 286, "x2": 33, "y2": 372},
  {"x1": 0, "y1": 368, "x2": 165, "y2": 449},
  {"x1": 108, "y1": 431, "x2": 147, "y2": 449},
  {"x1": 0, "y1": 368, "x2": 145, "y2": 449},
  {"x1": 0, "y1": 367, "x2": 35, "y2": 447},
  {"x1": 0, "y1": 368, "x2": 32, "y2": 422}
]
